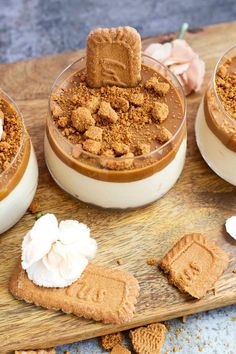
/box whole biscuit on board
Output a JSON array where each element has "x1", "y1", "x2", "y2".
[
  {"x1": 159, "y1": 233, "x2": 229, "y2": 299},
  {"x1": 86, "y1": 26, "x2": 141, "y2": 88},
  {"x1": 129, "y1": 323, "x2": 166, "y2": 354},
  {"x1": 9, "y1": 261, "x2": 139, "y2": 325}
]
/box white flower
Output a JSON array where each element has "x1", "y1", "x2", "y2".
[{"x1": 21, "y1": 214, "x2": 97, "y2": 287}]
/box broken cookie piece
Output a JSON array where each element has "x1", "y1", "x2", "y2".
[
  {"x1": 135, "y1": 143, "x2": 151, "y2": 155},
  {"x1": 145, "y1": 76, "x2": 170, "y2": 96},
  {"x1": 83, "y1": 139, "x2": 101, "y2": 154},
  {"x1": 100, "y1": 152, "x2": 134, "y2": 170},
  {"x1": 152, "y1": 102, "x2": 169, "y2": 123},
  {"x1": 98, "y1": 101, "x2": 118, "y2": 123},
  {"x1": 156, "y1": 126, "x2": 172, "y2": 144},
  {"x1": 129, "y1": 93, "x2": 144, "y2": 106},
  {"x1": 130, "y1": 323, "x2": 166, "y2": 354},
  {"x1": 159, "y1": 233, "x2": 229, "y2": 299},
  {"x1": 84, "y1": 96, "x2": 100, "y2": 113},
  {"x1": 84, "y1": 126, "x2": 103, "y2": 141},
  {"x1": 52, "y1": 104, "x2": 63, "y2": 118},
  {"x1": 111, "y1": 344, "x2": 131, "y2": 354},
  {"x1": 112, "y1": 142, "x2": 130, "y2": 156},
  {"x1": 101, "y1": 332, "x2": 123, "y2": 350},
  {"x1": 57, "y1": 116, "x2": 68, "y2": 128},
  {"x1": 112, "y1": 97, "x2": 129, "y2": 112},
  {"x1": 71, "y1": 107, "x2": 95, "y2": 132}
]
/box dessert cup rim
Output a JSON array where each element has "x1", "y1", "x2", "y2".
[
  {"x1": 48, "y1": 53, "x2": 187, "y2": 162},
  {"x1": 0, "y1": 88, "x2": 26, "y2": 178},
  {"x1": 212, "y1": 44, "x2": 236, "y2": 125}
]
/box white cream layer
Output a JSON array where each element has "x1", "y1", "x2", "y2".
[
  {"x1": 44, "y1": 135, "x2": 186, "y2": 209},
  {"x1": 0, "y1": 144, "x2": 38, "y2": 234},
  {"x1": 195, "y1": 101, "x2": 236, "y2": 186}
]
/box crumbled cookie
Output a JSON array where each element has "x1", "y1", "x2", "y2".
[
  {"x1": 84, "y1": 126, "x2": 103, "y2": 141},
  {"x1": 156, "y1": 126, "x2": 172, "y2": 144},
  {"x1": 112, "y1": 142, "x2": 130, "y2": 156},
  {"x1": 98, "y1": 101, "x2": 119, "y2": 123},
  {"x1": 129, "y1": 93, "x2": 144, "y2": 106},
  {"x1": 0, "y1": 109, "x2": 4, "y2": 120},
  {"x1": 152, "y1": 102, "x2": 169, "y2": 123},
  {"x1": 71, "y1": 107, "x2": 95, "y2": 132},
  {"x1": 101, "y1": 332, "x2": 123, "y2": 350},
  {"x1": 57, "y1": 116, "x2": 68, "y2": 128},
  {"x1": 84, "y1": 96, "x2": 100, "y2": 113},
  {"x1": 52, "y1": 104, "x2": 63, "y2": 117},
  {"x1": 112, "y1": 97, "x2": 129, "y2": 112},
  {"x1": 145, "y1": 76, "x2": 170, "y2": 96},
  {"x1": 83, "y1": 139, "x2": 101, "y2": 154},
  {"x1": 129, "y1": 107, "x2": 149, "y2": 123},
  {"x1": 135, "y1": 143, "x2": 151, "y2": 155},
  {"x1": 100, "y1": 152, "x2": 134, "y2": 170}
]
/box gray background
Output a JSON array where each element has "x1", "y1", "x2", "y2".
[
  {"x1": 0, "y1": 0, "x2": 236, "y2": 63},
  {"x1": 1, "y1": 0, "x2": 236, "y2": 353}
]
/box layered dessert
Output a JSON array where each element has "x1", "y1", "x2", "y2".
[
  {"x1": 45, "y1": 27, "x2": 186, "y2": 208},
  {"x1": 195, "y1": 46, "x2": 236, "y2": 185},
  {"x1": 0, "y1": 90, "x2": 38, "y2": 233}
]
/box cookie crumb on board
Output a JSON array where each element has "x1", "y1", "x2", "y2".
[
  {"x1": 28, "y1": 199, "x2": 41, "y2": 214},
  {"x1": 116, "y1": 259, "x2": 124, "y2": 266},
  {"x1": 147, "y1": 258, "x2": 157, "y2": 266}
]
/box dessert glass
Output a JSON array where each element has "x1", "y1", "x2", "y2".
[
  {"x1": 0, "y1": 90, "x2": 38, "y2": 233},
  {"x1": 195, "y1": 45, "x2": 236, "y2": 185},
  {"x1": 45, "y1": 55, "x2": 187, "y2": 209}
]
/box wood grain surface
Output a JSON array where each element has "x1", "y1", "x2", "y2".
[{"x1": 1, "y1": 22, "x2": 236, "y2": 353}]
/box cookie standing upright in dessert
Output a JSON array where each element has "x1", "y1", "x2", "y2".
[
  {"x1": 86, "y1": 27, "x2": 141, "y2": 88},
  {"x1": 45, "y1": 26, "x2": 187, "y2": 208}
]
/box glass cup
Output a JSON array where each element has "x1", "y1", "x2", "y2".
[
  {"x1": 0, "y1": 90, "x2": 38, "y2": 233},
  {"x1": 195, "y1": 45, "x2": 236, "y2": 185},
  {"x1": 45, "y1": 55, "x2": 187, "y2": 209}
]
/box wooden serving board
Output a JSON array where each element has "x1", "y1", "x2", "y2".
[{"x1": 1, "y1": 22, "x2": 236, "y2": 353}]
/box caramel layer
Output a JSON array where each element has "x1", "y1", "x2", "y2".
[
  {"x1": 0, "y1": 136, "x2": 31, "y2": 200},
  {"x1": 46, "y1": 124, "x2": 186, "y2": 183},
  {"x1": 204, "y1": 94, "x2": 236, "y2": 152}
]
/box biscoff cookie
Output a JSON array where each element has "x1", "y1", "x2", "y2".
[
  {"x1": 101, "y1": 332, "x2": 123, "y2": 350},
  {"x1": 130, "y1": 323, "x2": 166, "y2": 354},
  {"x1": 15, "y1": 350, "x2": 55, "y2": 354},
  {"x1": 159, "y1": 233, "x2": 229, "y2": 299},
  {"x1": 111, "y1": 344, "x2": 131, "y2": 354},
  {"x1": 86, "y1": 26, "x2": 141, "y2": 88},
  {"x1": 9, "y1": 261, "x2": 139, "y2": 324}
]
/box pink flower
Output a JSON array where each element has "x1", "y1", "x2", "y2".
[{"x1": 145, "y1": 39, "x2": 205, "y2": 95}]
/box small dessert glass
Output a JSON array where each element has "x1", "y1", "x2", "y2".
[
  {"x1": 45, "y1": 55, "x2": 187, "y2": 209},
  {"x1": 195, "y1": 45, "x2": 236, "y2": 185},
  {"x1": 0, "y1": 90, "x2": 38, "y2": 233}
]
